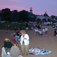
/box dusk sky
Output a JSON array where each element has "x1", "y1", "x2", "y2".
[{"x1": 0, "y1": 0, "x2": 57, "y2": 16}]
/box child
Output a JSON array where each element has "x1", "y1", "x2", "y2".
[
  {"x1": 45, "y1": 27, "x2": 48, "y2": 35},
  {"x1": 10, "y1": 41, "x2": 20, "y2": 57}
]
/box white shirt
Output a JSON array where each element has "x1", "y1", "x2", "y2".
[
  {"x1": 38, "y1": 31, "x2": 42, "y2": 34},
  {"x1": 20, "y1": 34, "x2": 29, "y2": 45},
  {"x1": 34, "y1": 28, "x2": 38, "y2": 32},
  {"x1": 42, "y1": 29, "x2": 45, "y2": 32}
]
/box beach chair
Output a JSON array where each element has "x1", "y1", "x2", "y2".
[{"x1": 37, "y1": 32, "x2": 43, "y2": 36}]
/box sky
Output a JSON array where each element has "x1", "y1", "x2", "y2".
[{"x1": 0, "y1": 0, "x2": 57, "y2": 16}]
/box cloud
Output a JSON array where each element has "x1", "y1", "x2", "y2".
[
  {"x1": 0, "y1": 5, "x2": 57, "y2": 16},
  {"x1": 0, "y1": 5, "x2": 29, "y2": 11},
  {"x1": 0, "y1": 0, "x2": 29, "y2": 6}
]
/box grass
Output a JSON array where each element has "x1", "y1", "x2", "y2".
[
  {"x1": 0, "y1": 23, "x2": 25, "y2": 29},
  {"x1": 0, "y1": 23, "x2": 32, "y2": 29}
]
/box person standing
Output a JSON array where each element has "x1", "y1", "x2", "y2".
[
  {"x1": 20, "y1": 30, "x2": 29, "y2": 56},
  {"x1": 45, "y1": 27, "x2": 48, "y2": 35}
]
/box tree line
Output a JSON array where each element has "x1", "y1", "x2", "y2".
[
  {"x1": 0, "y1": 8, "x2": 29, "y2": 22},
  {"x1": 0, "y1": 8, "x2": 56, "y2": 22}
]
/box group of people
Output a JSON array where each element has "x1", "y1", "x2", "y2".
[
  {"x1": 34, "y1": 27, "x2": 48, "y2": 36},
  {"x1": 1, "y1": 30, "x2": 30, "y2": 57},
  {"x1": 42, "y1": 27, "x2": 48, "y2": 35},
  {"x1": 3, "y1": 22, "x2": 48, "y2": 57}
]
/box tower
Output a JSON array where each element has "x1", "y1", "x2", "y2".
[{"x1": 30, "y1": 7, "x2": 32, "y2": 13}]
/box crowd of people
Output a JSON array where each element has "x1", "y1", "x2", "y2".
[
  {"x1": 1, "y1": 22, "x2": 49, "y2": 57},
  {"x1": 1, "y1": 30, "x2": 30, "y2": 57},
  {"x1": 1, "y1": 21, "x2": 57, "y2": 57}
]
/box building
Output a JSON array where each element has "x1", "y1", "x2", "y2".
[
  {"x1": 28, "y1": 7, "x2": 36, "y2": 21},
  {"x1": 36, "y1": 15, "x2": 52, "y2": 21}
]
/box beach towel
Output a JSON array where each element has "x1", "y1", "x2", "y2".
[
  {"x1": 29, "y1": 47, "x2": 52, "y2": 55},
  {"x1": 11, "y1": 33, "x2": 21, "y2": 40}
]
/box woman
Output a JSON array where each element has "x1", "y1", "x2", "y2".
[{"x1": 20, "y1": 30, "x2": 29, "y2": 56}]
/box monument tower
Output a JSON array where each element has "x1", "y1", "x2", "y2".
[{"x1": 30, "y1": 7, "x2": 33, "y2": 13}]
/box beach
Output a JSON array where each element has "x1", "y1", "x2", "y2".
[{"x1": 0, "y1": 26, "x2": 57, "y2": 57}]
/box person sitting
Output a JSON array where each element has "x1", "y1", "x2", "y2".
[
  {"x1": 3, "y1": 38, "x2": 13, "y2": 49},
  {"x1": 38, "y1": 30, "x2": 43, "y2": 35},
  {"x1": 31, "y1": 26, "x2": 34, "y2": 30},
  {"x1": 54, "y1": 30, "x2": 57, "y2": 36},
  {"x1": 10, "y1": 41, "x2": 20, "y2": 57},
  {"x1": 15, "y1": 32, "x2": 19, "y2": 41},
  {"x1": 42, "y1": 28, "x2": 45, "y2": 33},
  {"x1": 34, "y1": 27, "x2": 38, "y2": 35},
  {"x1": 12, "y1": 31, "x2": 21, "y2": 41}
]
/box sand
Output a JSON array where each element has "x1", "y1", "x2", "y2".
[{"x1": 0, "y1": 26, "x2": 57, "y2": 57}]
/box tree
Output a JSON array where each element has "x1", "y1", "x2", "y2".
[
  {"x1": 19, "y1": 10, "x2": 29, "y2": 22},
  {"x1": 11, "y1": 10, "x2": 18, "y2": 22},
  {"x1": 1, "y1": 8, "x2": 11, "y2": 21},
  {"x1": 44, "y1": 12, "x2": 48, "y2": 17},
  {"x1": 42, "y1": 18, "x2": 46, "y2": 21},
  {"x1": 51, "y1": 15, "x2": 55, "y2": 19},
  {"x1": 37, "y1": 18, "x2": 41, "y2": 21},
  {"x1": 48, "y1": 18, "x2": 51, "y2": 22}
]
